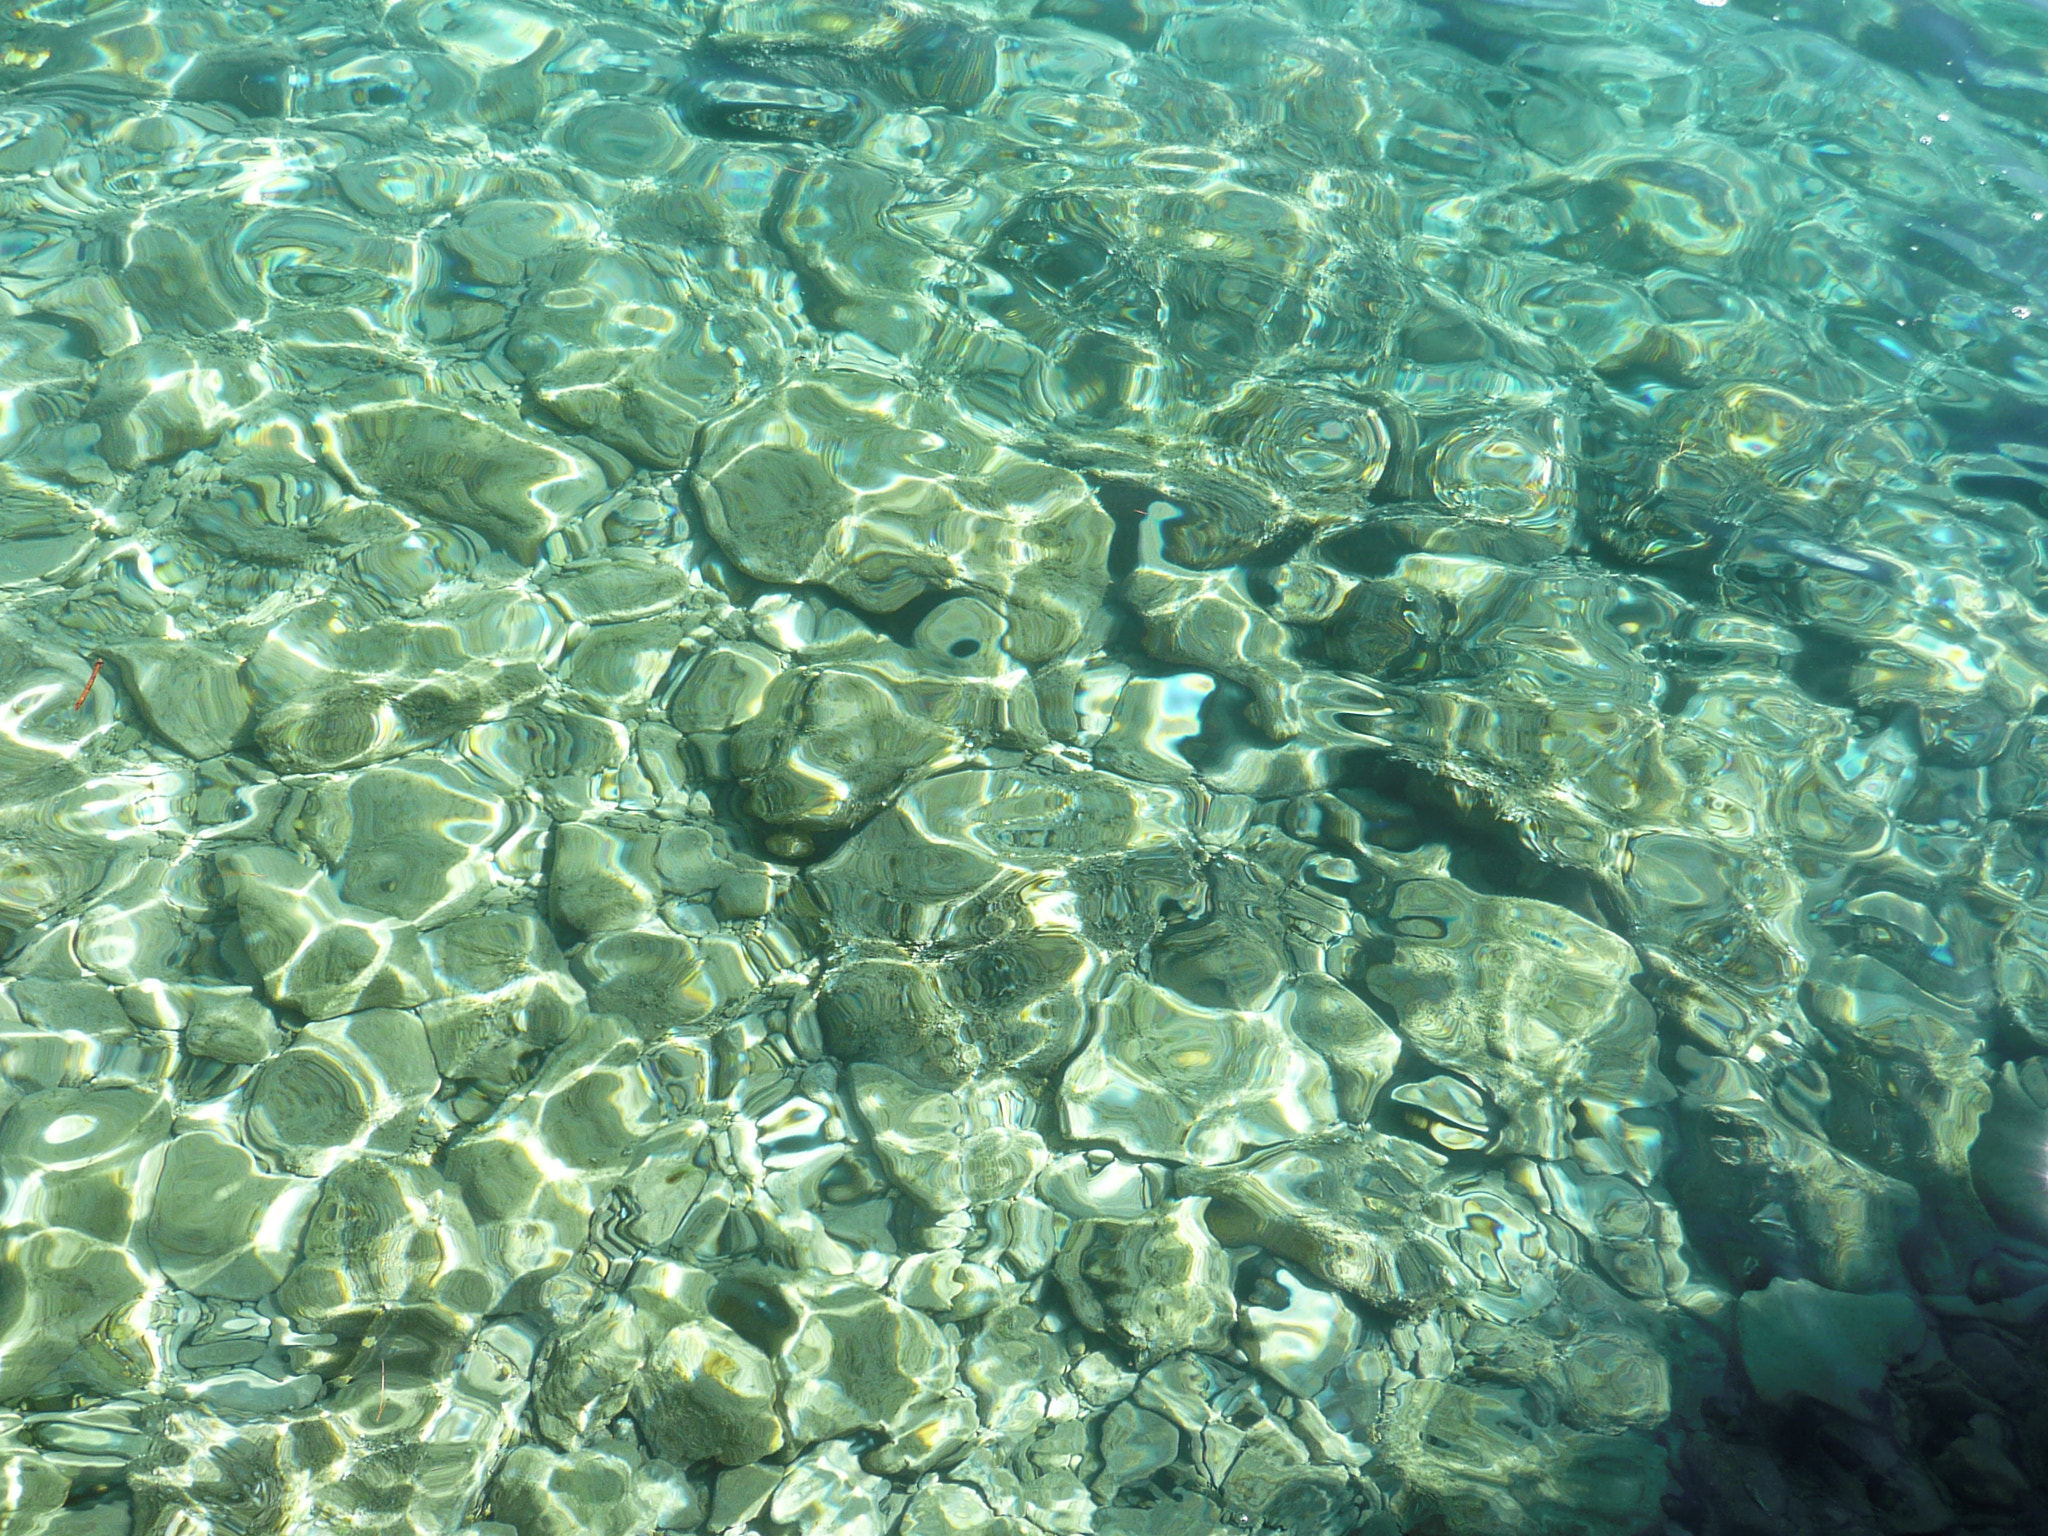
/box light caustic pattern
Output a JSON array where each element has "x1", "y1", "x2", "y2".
[{"x1": 3, "y1": 0, "x2": 2048, "y2": 1531}]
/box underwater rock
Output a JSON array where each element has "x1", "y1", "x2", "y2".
[
  {"x1": 107, "y1": 640, "x2": 251, "y2": 759},
  {"x1": 0, "y1": 978, "x2": 148, "y2": 1094},
  {"x1": 730, "y1": 663, "x2": 963, "y2": 831},
  {"x1": 802, "y1": 763, "x2": 1195, "y2": 950},
  {"x1": 1147, "y1": 907, "x2": 1289, "y2": 1012},
  {"x1": 1179, "y1": 1129, "x2": 1472, "y2": 1316},
  {"x1": 170, "y1": 986, "x2": 283, "y2": 1065},
  {"x1": 243, "y1": 1009, "x2": 439, "y2": 1176},
  {"x1": 1969, "y1": 1056, "x2": 2048, "y2": 1247},
  {"x1": 851, "y1": 1063, "x2": 1047, "y2": 1212},
  {"x1": 90, "y1": 339, "x2": 261, "y2": 472},
  {"x1": 322, "y1": 401, "x2": 615, "y2": 562},
  {"x1": 438, "y1": 1032, "x2": 658, "y2": 1308},
  {"x1": 634, "y1": 1317, "x2": 785, "y2": 1467},
  {"x1": 1202, "y1": 382, "x2": 1391, "y2": 513},
  {"x1": 1388, "y1": 1074, "x2": 1497, "y2": 1154},
  {"x1": 1126, "y1": 506, "x2": 1306, "y2": 738},
  {"x1": 1612, "y1": 825, "x2": 1808, "y2": 1013},
  {"x1": 550, "y1": 816, "x2": 777, "y2": 938},
  {"x1": 149, "y1": 1131, "x2": 318, "y2": 1299},
  {"x1": 1038, "y1": 1150, "x2": 1171, "y2": 1227},
  {"x1": 322, "y1": 757, "x2": 515, "y2": 927},
  {"x1": 488, "y1": 1442, "x2": 697, "y2": 1536},
  {"x1": 653, "y1": 823, "x2": 777, "y2": 921},
  {"x1": 558, "y1": 97, "x2": 691, "y2": 172},
  {"x1": 957, "y1": 1299, "x2": 1075, "y2": 1441},
  {"x1": 550, "y1": 821, "x2": 662, "y2": 937},
  {"x1": 1670, "y1": 1046, "x2": 1921, "y2": 1293},
  {"x1": 278, "y1": 1153, "x2": 497, "y2": 1326},
  {"x1": 0, "y1": 1450, "x2": 68, "y2": 1535},
  {"x1": 558, "y1": 618, "x2": 686, "y2": 714},
  {"x1": 1054, "y1": 1198, "x2": 1236, "y2": 1361},
  {"x1": 1803, "y1": 954, "x2": 1991, "y2": 1185},
  {"x1": 139, "y1": 1310, "x2": 530, "y2": 1532},
  {"x1": 531, "y1": 1259, "x2": 737, "y2": 1451},
  {"x1": 216, "y1": 847, "x2": 444, "y2": 1028},
  {"x1": 441, "y1": 1123, "x2": 599, "y2": 1309},
  {"x1": 12, "y1": 0, "x2": 2048, "y2": 1522},
  {"x1": 1538, "y1": 1161, "x2": 1696, "y2": 1306},
  {"x1": 1096, "y1": 1400, "x2": 1182, "y2": 1502},
  {"x1": 242, "y1": 592, "x2": 559, "y2": 698},
  {"x1": 680, "y1": 72, "x2": 865, "y2": 145},
  {"x1": 898, "y1": 1480, "x2": 1036, "y2": 1536},
  {"x1": 128, "y1": 1415, "x2": 321, "y2": 1535},
  {"x1": 1425, "y1": 414, "x2": 1573, "y2": 539},
  {"x1": 544, "y1": 555, "x2": 697, "y2": 627},
  {"x1": 532, "y1": 1294, "x2": 656, "y2": 1451},
  {"x1": 254, "y1": 662, "x2": 545, "y2": 775},
  {"x1": 816, "y1": 934, "x2": 1097, "y2": 1089},
  {"x1": 471, "y1": 707, "x2": 639, "y2": 823},
  {"x1": 707, "y1": 1462, "x2": 784, "y2": 1531},
  {"x1": 1992, "y1": 904, "x2": 2048, "y2": 1051},
  {"x1": 1452, "y1": 1281, "x2": 1672, "y2": 1436},
  {"x1": 1239, "y1": 1266, "x2": 1362, "y2": 1398},
  {"x1": 862, "y1": 1384, "x2": 982, "y2": 1476},
  {"x1": 573, "y1": 928, "x2": 762, "y2": 1032},
  {"x1": 0, "y1": 471, "x2": 96, "y2": 588},
  {"x1": 1060, "y1": 972, "x2": 1339, "y2": 1164},
  {"x1": 0, "y1": 1084, "x2": 171, "y2": 1243},
  {"x1": 1146, "y1": 845, "x2": 1301, "y2": 1010},
  {"x1": 694, "y1": 372, "x2": 1114, "y2": 664},
  {"x1": 1377, "y1": 1377, "x2": 1668, "y2": 1536},
  {"x1": 891, "y1": 1250, "x2": 1005, "y2": 1323},
  {"x1": 0, "y1": 1224, "x2": 150, "y2": 1401},
  {"x1": 1361, "y1": 878, "x2": 1669, "y2": 1159},
  {"x1": 1213, "y1": 1414, "x2": 1362, "y2": 1535},
  {"x1": 667, "y1": 641, "x2": 786, "y2": 738},
  {"x1": 774, "y1": 158, "x2": 951, "y2": 358},
  {"x1": 525, "y1": 1049, "x2": 666, "y2": 1182},
  {"x1": 777, "y1": 1276, "x2": 955, "y2": 1445},
  {"x1": 419, "y1": 910, "x2": 585, "y2": 1091},
  {"x1": 1550, "y1": 1330, "x2": 1673, "y2": 1436},
  {"x1": 1738, "y1": 1278, "x2": 1927, "y2": 1419},
  {"x1": 770, "y1": 1440, "x2": 891, "y2": 1536},
  {"x1": 510, "y1": 248, "x2": 779, "y2": 471}
]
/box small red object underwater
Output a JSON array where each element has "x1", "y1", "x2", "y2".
[{"x1": 73, "y1": 657, "x2": 103, "y2": 711}]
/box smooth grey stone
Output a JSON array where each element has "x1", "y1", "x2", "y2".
[
  {"x1": 1738, "y1": 1278, "x2": 1927, "y2": 1419},
  {"x1": 148, "y1": 1131, "x2": 316, "y2": 1299},
  {"x1": 219, "y1": 848, "x2": 434, "y2": 1020},
  {"x1": 325, "y1": 401, "x2": 612, "y2": 562},
  {"x1": 0, "y1": 474, "x2": 95, "y2": 588},
  {"x1": 631, "y1": 1319, "x2": 783, "y2": 1467},
  {"x1": 179, "y1": 990, "x2": 282, "y2": 1065},
  {"x1": 107, "y1": 642, "x2": 251, "y2": 759}
]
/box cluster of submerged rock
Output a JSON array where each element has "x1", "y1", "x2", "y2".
[{"x1": 3, "y1": 0, "x2": 2048, "y2": 1531}]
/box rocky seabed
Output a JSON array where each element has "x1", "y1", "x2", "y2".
[{"x1": 3, "y1": 0, "x2": 2048, "y2": 1532}]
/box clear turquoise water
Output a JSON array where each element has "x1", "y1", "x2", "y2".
[{"x1": 3, "y1": 0, "x2": 2048, "y2": 1531}]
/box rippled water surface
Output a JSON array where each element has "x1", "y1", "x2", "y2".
[{"x1": 7, "y1": 0, "x2": 2048, "y2": 1530}]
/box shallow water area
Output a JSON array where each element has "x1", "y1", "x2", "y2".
[{"x1": 5, "y1": 0, "x2": 2048, "y2": 1530}]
